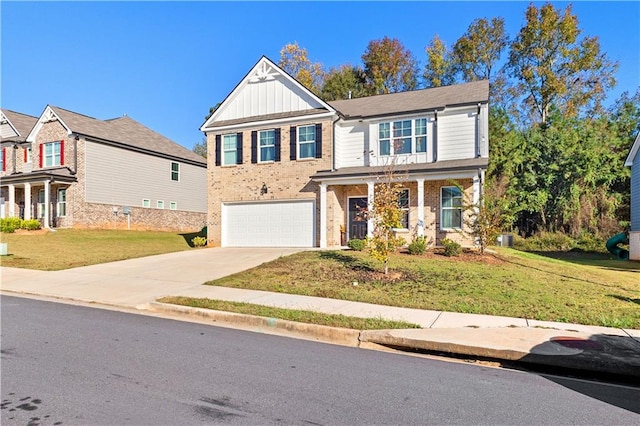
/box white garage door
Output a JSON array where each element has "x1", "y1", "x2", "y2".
[{"x1": 222, "y1": 200, "x2": 315, "y2": 247}]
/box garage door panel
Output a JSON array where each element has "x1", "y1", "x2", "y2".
[{"x1": 222, "y1": 200, "x2": 315, "y2": 247}]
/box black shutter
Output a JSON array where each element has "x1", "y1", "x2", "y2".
[
  {"x1": 274, "y1": 128, "x2": 281, "y2": 162},
  {"x1": 215, "y1": 135, "x2": 221, "y2": 166},
  {"x1": 315, "y1": 123, "x2": 323, "y2": 158},
  {"x1": 251, "y1": 131, "x2": 257, "y2": 164},
  {"x1": 236, "y1": 133, "x2": 243, "y2": 164},
  {"x1": 290, "y1": 126, "x2": 297, "y2": 160}
]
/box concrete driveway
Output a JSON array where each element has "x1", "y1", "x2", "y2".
[{"x1": 0, "y1": 247, "x2": 304, "y2": 308}]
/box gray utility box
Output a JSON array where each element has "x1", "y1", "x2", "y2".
[{"x1": 497, "y1": 234, "x2": 513, "y2": 247}]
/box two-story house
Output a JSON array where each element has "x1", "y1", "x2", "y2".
[
  {"x1": 1, "y1": 106, "x2": 207, "y2": 231},
  {"x1": 201, "y1": 56, "x2": 489, "y2": 248},
  {"x1": 625, "y1": 132, "x2": 640, "y2": 260}
]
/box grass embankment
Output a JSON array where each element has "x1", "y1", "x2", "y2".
[
  {"x1": 201, "y1": 249, "x2": 640, "y2": 329},
  {"x1": 0, "y1": 229, "x2": 195, "y2": 270}
]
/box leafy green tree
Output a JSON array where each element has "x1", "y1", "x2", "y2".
[
  {"x1": 423, "y1": 34, "x2": 456, "y2": 88},
  {"x1": 452, "y1": 17, "x2": 508, "y2": 82},
  {"x1": 193, "y1": 138, "x2": 207, "y2": 158},
  {"x1": 204, "y1": 102, "x2": 221, "y2": 121},
  {"x1": 507, "y1": 2, "x2": 618, "y2": 124},
  {"x1": 320, "y1": 64, "x2": 367, "y2": 101},
  {"x1": 279, "y1": 42, "x2": 324, "y2": 94},
  {"x1": 362, "y1": 36, "x2": 419, "y2": 95}
]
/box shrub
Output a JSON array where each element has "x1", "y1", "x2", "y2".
[
  {"x1": 441, "y1": 238, "x2": 461, "y2": 257},
  {"x1": 347, "y1": 238, "x2": 366, "y2": 251},
  {"x1": 191, "y1": 236, "x2": 207, "y2": 247},
  {"x1": 0, "y1": 217, "x2": 23, "y2": 233},
  {"x1": 407, "y1": 236, "x2": 428, "y2": 255},
  {"x1": 21, "y1": 219, "x2": 42, "y2": 230}
]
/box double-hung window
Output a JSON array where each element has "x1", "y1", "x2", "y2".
[
  {"x1": 171, "y1": 162, "x2": 179, "y2": 181},
  {"x1": 43, "y1": 141, "x2": 62, "y2": 167},
  {"x1": 398, "y1": 189, "x2": 409, "y2": 229},
  {"x1": 223, "y1": 134, "x2": 238, "y2": 165},
  {"x1": 259, "y1": 130, "x2": 275, "y2": 162},
  {"x1": 57, "y1": 189, "x2": 67, "y2": 217},
  {"x1": 441, "y1": 186, "x2": 463, "y2": 229},
  {"x1": 298, "y1": 125, "x2": 316, "y2": 159},
  {"x1": 379, "y1": 118, "x2": 428, "y2": 156}
]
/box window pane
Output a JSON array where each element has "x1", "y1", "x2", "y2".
[
  {"x1": 299, "y1": 125, "x2": 315, "y2": 142},
  {"x1": 396, "y1": 138, "x2": 411, "y2": 154},
  {"x1": 223, "y1": 134, "x2": 237, "y2": 165},
  {"x1": 223, "y1": 134, "x2": 236, "y2": 150},
  {"x1": 299, "y1": 142, "x2": 315, "y2": 159},
  {"x1": 379, "y1": 122, "x2": 390, "y2": 139},
  {"x1": 415, "y1": 118, "x2": 427, "y2": 135},
  {"x1": 416, "y1": 136, "x2": 427, "y2": 153},
  {"x1": 224, "y1": 151, "x2": 236, "y2": 164},
  {"x1": 260, "y1": 130, "x2": 275, "y2": 146},
  {"x1": 397, "y1": 190, "x2": 409, "y2": 208},
  {"x1": 380, "y1": 140, "x2": 390, "y2": 156},
  {"x1": 260, "y1": 146, "x2": 275, "y2": 162}
]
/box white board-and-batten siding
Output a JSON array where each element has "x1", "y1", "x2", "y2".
[
  {"x1": 84, "y1": 141, "x2": 206, "y2": 212},
  {"x1": 217, "y1": 77, "x2": 324, "y2": 122}
]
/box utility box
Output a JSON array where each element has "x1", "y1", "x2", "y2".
[
  {"x1": 497, "y1": 234, "x2": 513, "y2": 247},
  {"x1": 0, "y1": 243, "x2": 7, "y2": 256}
]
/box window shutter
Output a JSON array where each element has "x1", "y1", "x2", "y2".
[
  {"x1": 274, "y1": 128, "x2": 281, "y2": 162},
  {"x1": 23, "y1": 148, "x2": 27, "y2": 163},
  {"x1": 1, "y1": 148, "x2": 5, "y2": 171},
  {"x1": 315, "y1": 124, "x2": 323, "y2": 158},
  {"x1": 39, "y1": 144, "x2": 43, "y2": 167},
  {"x1": 251, "y1": 131, "x2": 257, "y2": 164},
  {"x1": 236, "y1": 133, "x2": 243, "y2": 164},
  {"x1": 215, "y1": 135, "x2": 221, "y2": 166},
  {"x1": 60, "y1": 140, "x2": 65, "y2": 165},
  {"x1": 290, "y1": 126, "x2": 297, "y2": 160}
]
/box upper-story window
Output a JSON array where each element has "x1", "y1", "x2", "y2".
[
  {"x1": 42, "y1": 141, "x2": 62, "y2": 167},
  {"x1": 1, "y1": 148, "x2": 5, "y2": 172},
  {"x1": 24, "y1": 146, "x2": 32, "y2": 163},
  {"x1": 259, "y1": 130, "x2": 275, "y2": 162},
  {"x1": 298, "y1": 125, "x2": 316, "y2": 159},
  {"x1": 223, "y1": 134, "x2": 238, "y2": 165},
  {"x1": 379, "y1": 119, "x2": 427, "y2": 156},
  {"x1": 171, "y1": 162, "x2": 179, "y2": 181}
]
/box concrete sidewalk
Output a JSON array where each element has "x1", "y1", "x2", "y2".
[{"x1": 2, "y1": 247, "x2": 639, "y2": 379}]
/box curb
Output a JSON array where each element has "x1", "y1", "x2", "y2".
[{"x1": 145, "y1": 302, "x2": 362, "y2": 347}]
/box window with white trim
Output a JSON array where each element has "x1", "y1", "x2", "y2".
[
  {"x1": 298, "y1": 125, "x2": 316, "y2": 159},
  {"x1": 43, "y1": 141, "x2": 61, "y2": 167},
  {"x1": 441, "y1": 186, "x2": 463, "y2": 229},
  {"x1": 222, "y1": 134, "x2": 237, "y2": 165},
  {"x1": 142, "y1": 199, "x2": 151, "y2": 208},
  {"x1": 398, "y1": 189, "x2": 409, "y2": 229},
  {"x1": 259, "y1": 130, "x2": 275, "y2": 162},
  {"x1": 157, "y1": 200, "x2": 164, "y2": 209},
  {"x1": 379, "y1": 118, "x2": 428, "y2": 156},
  {"x1": 25, "y1": 147, "x2": 32, "y2": 163},
  {"x1": 169, "y1": 201, "x2": 177, "y2": 210},
  {"x1": 171, "y1": 162, "x2": 179, "y2": 181},
  {"x1": 37, "y1": 190, "x2": 45, "y2": 219},
  {"x1": 57, "y1": 188, "x2": 67, "y2": 217}
]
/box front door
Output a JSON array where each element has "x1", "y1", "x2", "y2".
[{"x1": 348, "y1": 197, "x2": 368, "y2": 240}]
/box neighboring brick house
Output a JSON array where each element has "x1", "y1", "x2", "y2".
[
  {"x1": 625, "y1": 132, "x2": 640, "y2": 260},
  {"x1": 0, "y1": 106, "x2": 206, "y2": 231},
  {"x1": 201, "y1": 56, "x2": 489, "y2": 248}
]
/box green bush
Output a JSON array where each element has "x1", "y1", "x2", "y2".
[
  {"x1": 0, "y1": 217, "x2": 23, "y2": 233},
  {"x1": 21, "y1": 219, "x2": 42, "y2": 230},
  {"x1": 441, "y1": 238, "x2": 461, "y2": 257},
  {"x1": 191, "y1": 236, "x2": 207, "y2": 247},
  {"x1": 347, "y1": 238, "x2": 366, "y2": 251},
  {"x1": 407, "y1": 236, "x2": 428, "y2": 255}
]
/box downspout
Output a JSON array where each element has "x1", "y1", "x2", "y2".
[
  {"x1": 12, "y1": 143, "x2": 18, "y2": 174},
  {"x1": 331, "y1": 114, "x2": 341, "y2": 172},
  {"x1": 476, "y1": 103, "x2": 481, "y2": 158},
  {"x1": 433, "y1": 110, "x2": 438, "y2": 162},
  {"x1": 71, "y1": 134, "x2": 79, "y2": 175}
]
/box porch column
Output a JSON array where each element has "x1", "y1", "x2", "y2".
[
  {"x1": 473, "y1": 172, "x2": 481, "y2": 206},
  {"x1": 319, "y1": 183, "x2": 327, "y2": 248},
  {"x1": 8, "y1": 184, "x2": 15, "y2": 217},
  {"x1": 416, "y1": 178, "x2": 425, "y2": 237},
  {"x1": 23, "y1": 183, "x2": 31, "y2": 220},
  {"x1": 43, "y1": 180, "x2": 51, "y2": 229},
  {"x1": 367, "y1": 181, "x2": 374, "y2": 238}
]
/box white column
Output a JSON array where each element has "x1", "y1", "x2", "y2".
[
  {"x1": 473, "y1": 173, "x2": 481, "y2": 206},
  {"x1": 8, "y1": 184, "x2": 15, "y2": 217},
  {"x1": 43, "y1": 180, "x2": 50, "y2": 228},
  {"x1": 24, "y1": 183, "x2": 31, "y2": 220},
  {"x1": 367, "y1": 181, "x2": 374, "y2": 238},
  {"x1": 319, "y1": 183, "x2": 327, "y2": 248},
  {"x1": 416, "y1": 178, "x2": 425, "y2": 237}
]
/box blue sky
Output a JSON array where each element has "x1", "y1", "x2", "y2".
[{"x1": 2, "y1": 1, "x2": 639, "y2": 151}]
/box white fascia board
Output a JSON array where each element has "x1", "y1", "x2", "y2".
[
  {"x1": 316, "y1": 170, "x2": 480, "y2": 186},
  {"x1": 201, "y1": 111, "x2": 338, "y2": 134},
  {"x1": 625, "y1": 132, "x2": 640, "y2": 167},
  {"x1": 26, "y1": 105, "x2": 72, "y2": 143}
]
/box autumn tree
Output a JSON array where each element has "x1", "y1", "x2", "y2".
[
  {"x1": 320, "y1": 64, "x2": 367, "y2": 101},
  {"x1": 507, "y1": 2, "x2": 618, "y2": 124},
  {"x1": 278, "y1": 42, "x2": 324, "y2": 94},
  {"x1": 453, "y1": 17, "x2": 508, "y2": 82},
  {"x1": 362, "y1": 36, "x2": 419, "y2": 95},
  {"x1": 423, "y1": 35, "x2": 456, "y2": 88}
]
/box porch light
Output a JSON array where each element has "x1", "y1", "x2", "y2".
[{"x1": 260, "y1": 183, "x2": 268, "y2": 195}]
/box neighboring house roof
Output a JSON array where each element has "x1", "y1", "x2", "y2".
[
  {"x1": 0, "y1": 109, "x2": 38, "y2": 143},
  {"x1": 311, "y1": 157, "x2": 488, "y2": 181},
  {"x1": 625, "y1": 132, "x2": 640, "y2": 167},
  {"x1": 329, "y1": 80, "x2": 490, "y2": 120},
  {"x1": 28, "y1": 106, "x2": 206, "y2": 166}
]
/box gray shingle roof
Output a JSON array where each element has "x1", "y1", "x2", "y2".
[
  {"x1": 50, "y1": 106, "x2": 206, "y2": 166},
  {"x1": 1, "y1": 109, "x2": 38, "y2": 142},
  {"x1": 207, "y1": 108, "x2": 329, "y2": 128},
  {"x1": 329, "y1": 80, "x2": 489, "y2": 119}
]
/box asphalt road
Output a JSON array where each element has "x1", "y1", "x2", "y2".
[{"x1": 1, "y1": 295, "x2": 639, "y2": 425}]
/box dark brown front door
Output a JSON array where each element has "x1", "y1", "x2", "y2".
[{"x1": 348, "y1": 197, "x2": 368, "y2": 240}]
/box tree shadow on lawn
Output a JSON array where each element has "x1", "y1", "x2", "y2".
[
  {"x1": 179, "y1": 228, "x2": 207, "y2": 248},
  {"x1": 529, "y1": 250, "x2": 640, "y2": 273},
  {"x1": 318, "y1": 250, "x2": 377, "y2": 273},
  {"x1": 609, "y1": 294, "x2": 640, "y2": 306}
]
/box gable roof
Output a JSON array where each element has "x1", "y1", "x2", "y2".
[
  {"x1": 29, "y1": 105, "x2": 205, "y2": 166},
  {"x1": 1, "y1": 109, "x2": 38, "y2": 143},
  {"x1": 625, "y1": 132, "x2": 640, "y2": 167},
  {"x1": 329, "y1": 80, "x2": 490, "y2": 119},
  {"x1": 201, "y1": 56, "x2": 336, "y2": 131}
]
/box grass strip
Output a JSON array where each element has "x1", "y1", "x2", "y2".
[{"x1": 158, "y1": 296, "x2": 421, "y2": 330}]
